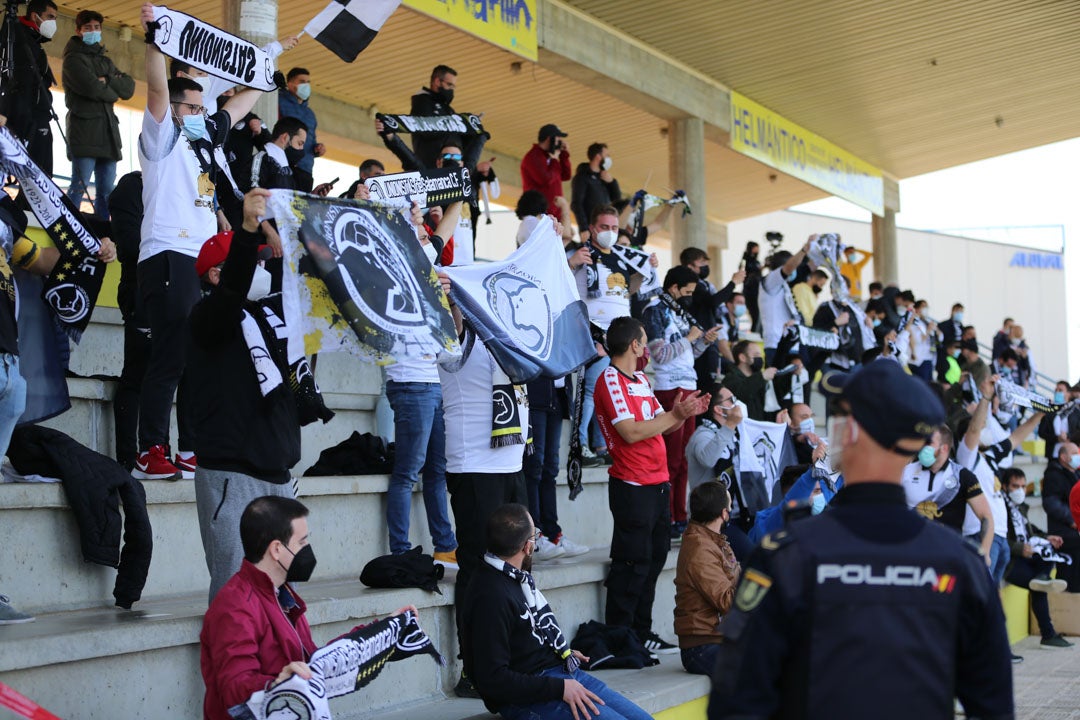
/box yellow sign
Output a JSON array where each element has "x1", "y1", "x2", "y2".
[
  {"x1": 729, "y1": 91, "x2": 885, "y2": 215},
  {"x1": 404, "y1": 0, "x2": 538, "y2": 61}
]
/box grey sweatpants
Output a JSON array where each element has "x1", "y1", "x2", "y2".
[{"x1": 194, "y1": 466, "x2": 297, "y2": 602}]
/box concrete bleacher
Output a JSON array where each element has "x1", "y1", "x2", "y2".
[{"x1": 0, "y1": 309, "x2": 707, "y2": 719}]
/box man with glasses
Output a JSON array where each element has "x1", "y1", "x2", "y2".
[
  {"x1": 133, "y1": 3, "x2": 265, "y2": 481},
  {"x1": 709, "y1": 361, "x2": 1013, "y2": 720}
]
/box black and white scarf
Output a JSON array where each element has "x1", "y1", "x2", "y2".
[
  {"x1": 240, "y1": 298, "x2": 334, "y2": 426},
  {"x1": 484, "y1": 553, "x2": 579, "y2": 673}
]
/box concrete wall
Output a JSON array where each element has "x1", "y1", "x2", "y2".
[{"x1": 721, "y1": 210, "x2": 1069, "y2": 382}]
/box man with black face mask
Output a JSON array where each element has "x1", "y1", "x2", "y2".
[
  {"x1": 201, "y1": 496, "x2": 318, "y2": 720},
  {"x1": 410, "y1": 64, "x2": 458, "y2": 167},
  {"x1": 720, "y1": 340, "x2": 777, "y2": 422}
]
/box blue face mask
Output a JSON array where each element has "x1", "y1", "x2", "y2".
[
  {"x1": 811, "y1": 493, "x2": 827, "y2": 515},
  {"x1": 872, "y1": 318, "x2": 882, "y2": 328},
  {"x1": 799, "y1": 418, "x2": 815, "y2": 436},
  {"x1": 1071, "y1": 454, "x2": 1080, "y2": 470},
  {"x1": 951, "y1": 349, "x2": 962, "y2": 359},
  {"x1": 297, "y1": 82, "x2": 312, "y2": 101},
  {"x1": 787, "y1": 270, "x2": 798, "y2": 282},
  {"x1": 918, "y1": 445, "x2": 937, "y2": 468},
  {"x1": 180, "y1": 113, "x2": 206, "y2": 141},
  {"x1": 952, "y1": 311, "x2": 963, "y2": 323},
  {"x1": 734, "y1": 304, "x2": 747, "y2": 317},
  {"x1": 81, "y1": 30, "x2": 101, "y2": 45},
  {"x1": 1055, "y1": 391, "x2": 1066, "y2": 405}
]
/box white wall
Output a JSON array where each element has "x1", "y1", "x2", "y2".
[{"x1": 723, "y1": 210, "x2": 1069, "y2": 383}]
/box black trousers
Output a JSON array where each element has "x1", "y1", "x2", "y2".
[
  {"x1": 447, "y1": 470, "x2": 527, "y2": 661},
  {"x1": 136, "y1": 251, "x2": 201, "y2": 452},
  {"x1": 1005, "y1": 556, "x2": 1056, "y2": 639},
  {"x1": 605, "y1": 478, "x2": 671, "y2": 635},
  {"x1": 113, "y1": 319, "x2": 150, "y2": 469}
]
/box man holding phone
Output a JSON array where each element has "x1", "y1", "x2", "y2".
[{"x1": 521, "y1": 124, "x2": 571, "y2": 213}]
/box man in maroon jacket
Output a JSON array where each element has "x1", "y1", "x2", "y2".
[
  {"x1": 200, "y1": 496, "x2": 318, "y2": 720},
  {"x1": 521, "y1": 124, "x2": 572, "y2": 215}
]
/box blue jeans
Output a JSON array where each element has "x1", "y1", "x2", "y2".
[
  {"x1": 966, "y1": 533, "x2": 1011, "y2": 585},
  {"x1": 0, "y1": 354, "x2": 26, "y2": 459},
  {"x1": 681, "y1": 643, "x2": 720, "y2": 676},
  {"x1": 498, "y1": 667, "x2": 652, "y2": 720},
  {"x1": 66, "y1": 157, "x2": 117, "y2": 219},
  {"x1": 386, "y1": 381, "x2": 456, "y2": 554},
  {"x1": 525, "y1": 407, "x2": 563, "y2": 540},
  {"x1": 579, "y1": 357, "x2": 610, "y2": 448}
]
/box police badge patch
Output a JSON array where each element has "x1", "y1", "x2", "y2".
[{"x1": 734, "y1": 568, "x2": 773, "y2": 612}]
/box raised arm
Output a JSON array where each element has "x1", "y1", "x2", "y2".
[{"x1": 141, "y1": 3, "x2": 168, "y2": 122}]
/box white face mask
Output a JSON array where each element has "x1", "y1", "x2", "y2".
[
  {"x1": 247, "y1": 265, "x2": 272, "y2": 301},
  {"x1": 1008, "y1": 488, "x2": 1026, "y2": 505},
  {"x1": 601, "y1": 156, "x2": 613, "y2": 171},
  {"x1": 594, "y1": 229, "x2": 617, "y2": 249},
  {"x1": 422, "y1": 241, "x2": 438, "y2": 265},
  {"x1": 38, "y1": 18, "x2": 57, "y2": 39}
]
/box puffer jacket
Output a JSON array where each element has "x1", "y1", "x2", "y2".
[
  {"x1": 673, "y1": 521, "x2": 740, "y2": 648},
  {"x1": 61, "y1": 36, "x2": 135, "y2": 160}
]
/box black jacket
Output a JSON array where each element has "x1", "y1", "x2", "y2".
[
  {"x1": 1042, "y1": 459, "x2": 1080, "y2": 538},
  {"x1": 0, "y1": 19, "x2": 54, "y2": 143},
  {"x1": 224, "y1": 112, "x2": 271, "y2": 192},
  {"x1": 188, "y1": 226, "x2": 300, "y2": 482},
  {"x1": 709, "y1": 483, "x2": 1013, "y2": 720},
  {"x1": 8, "y1": 425, "x2": 153, "y2": 609},
  {"x1": 109, "y1": 172, "x2": 143, "y2": 322},
  {"x1": 409, "y1": 88, "x2": 456, "y2": 169},
  {"x1": 1038, "y1": 410, "x2": 1080, "y2": 460},
  {"x1": 570, "y1": 163, "x2": 622, "y2": 231},
  {"x1": 463, "y1": 562, "x2": 565, "y2": 713}
]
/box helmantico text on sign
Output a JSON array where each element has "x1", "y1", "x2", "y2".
[{"x1": 729, "y1": 91, "x2": 885, "y2": 216}]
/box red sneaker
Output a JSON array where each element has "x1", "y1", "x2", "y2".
[
  {"x1": 132, "y1": 445, "x2": 180, "y2": 481},
  {"x1": 174, "y1": 453, "x2": 197, "y2": 480}
]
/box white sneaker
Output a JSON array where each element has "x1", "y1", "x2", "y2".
[
  {"x1": 556, "y1": 535, "x2": 590, "y2": 557},
  {"x1": 1029, "y1": 577, "x2": 1068, "y2": 594},
  {"x1": 534, "y1": 535, "x2": 566, "y2": 561}
]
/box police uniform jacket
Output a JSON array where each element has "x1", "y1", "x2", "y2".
[{"x1": 708, "y1": 482, "x2": 1013, "y2": 720}]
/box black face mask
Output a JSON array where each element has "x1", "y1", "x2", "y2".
[
  {"x1": 436, "y1": 87, "x2": 454, "y2": 105},
  {"x1": 281, "y1": 544, "x2": 317, "y2": 583},
  {"x1": 677, "y1": 295, "x2": 693, "y2": 309},
  {"x1": 749, "y1": 357, "x2": 764, "y2": 373},
  {"x1": 811, "y1": 284, "x2": 823, "y2": 295},
  {"x1": 284, "y1": 145, "x2": 304, "y2": 167},
  {"x1": 698, "y1": 264, "x2": 710, "y2": 281}
]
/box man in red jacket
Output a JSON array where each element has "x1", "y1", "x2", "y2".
[
  {"x1": 200, "y1": 496, "x2": 318, "y2": 720},
  {"x1": 521, "y1": 124, "x2": 571, "y2": 216}
]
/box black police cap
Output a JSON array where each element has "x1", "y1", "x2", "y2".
[{"x1": 820, "y1": 360, "x2": 944, "y2": 449}]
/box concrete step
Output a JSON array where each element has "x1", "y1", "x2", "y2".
[
  {"x1": 0, "y1": 548, "x2": 684, "y2": 720},
  {"x1": 0, "y1": 467, "x2": 618, "y2": 615}
]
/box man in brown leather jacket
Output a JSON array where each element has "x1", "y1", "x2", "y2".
[{"x1": 673, "y1": 481, "x2": 741, "y2": 675}]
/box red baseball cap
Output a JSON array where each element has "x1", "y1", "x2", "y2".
[{"x1": 195, "y1": 231, "x2": 271, "y2": 277}]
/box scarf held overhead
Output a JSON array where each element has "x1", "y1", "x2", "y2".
[
  {"x1": 0, "y1": 127, "x2": 103, "y2": 341},
  {"x1": 238, "y1": 611, "x2": 443, "y2": 720},
  {"x1": 365, "y1": 166, "x2": 473, "y2": 209},
  {"x1": 377, "y1": 112, "x2": 486, "y2": 136},
  {"x1": 267, "y1": 190, "x2": 459, "y2": 362},
  {"x1": 149, "y1": 6, "x2": 281, "y2": 91}
]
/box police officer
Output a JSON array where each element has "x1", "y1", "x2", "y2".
[{"x1": 708, "y1": 360, "x2": 1013, "y2": 720}]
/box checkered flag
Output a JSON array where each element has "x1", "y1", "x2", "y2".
[{"x1": 304, "y1": 0, "x2": 401, "y2": 62}]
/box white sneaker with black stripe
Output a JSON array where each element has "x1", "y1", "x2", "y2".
[{"x1": 642, "y1": 630, "x2": 679, "y2": 655}]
